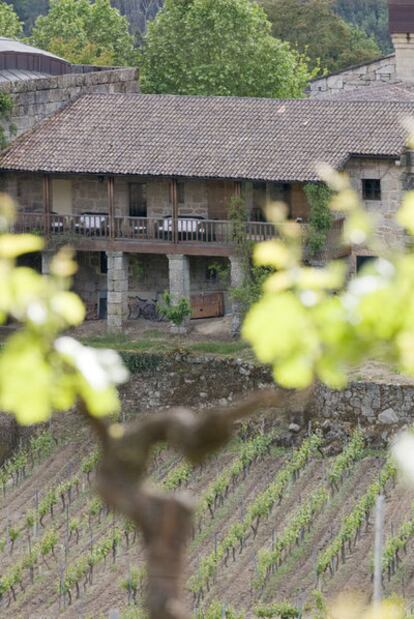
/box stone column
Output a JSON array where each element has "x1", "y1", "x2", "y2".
[
  {"x1": 230, "y1": 254, "x2": 244, "y2": 337},
  {"x1": 167, "y1": 254, "x2": 190, "y2": 303},
  {"x1": 107, "y1": 251, "x2": 129, "y2": 331},
  {"x1": 41, "y1": 251, "x2": 53, "y2": 275}
]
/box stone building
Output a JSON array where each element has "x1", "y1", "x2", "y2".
[
  {"x1": 0, "y1": 93, "x2": 412, "y2": 329},
  {"x1": 310, "y1": 0, "x2": 414, "y2": 98}
]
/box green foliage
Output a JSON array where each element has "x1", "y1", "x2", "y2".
[
  {"x1": 304, "y1": 183, "x2": 333, "y2": 256},
  {"x1": 162, "y1": 461, "x2": 192, "y2": 490},
  {"x1": 0, "y1": 431, "x2": 55, "y2": 492},
  {"x1": 0, "y1": 92, "x2": 14, "y2": 150},
  {"x1": 120, "y1": 566, "x2": 146, "y2": 604},
  {"x1": 0, "y1": 0, "x2": 22, "y2": 37},
  {"x1": 157, "y1": 291, "x2": 191, "y2": 327},
  {"x1": 316, "y1": 459, "x2": 397, "y2": 579},
  {"x1": 255, "y1": 602, "x2": 300, "y2": 618},
  {"x1": 303, "y1": 590, "x2": 328, "y2": 619},
  {"x1": 243, "y1": 168, "x2": 414, "y2": 390},
  {"x1": 228, "y1": 196, "x2": 273, "y2": 314},
  {"x1": 5, "y1": 0, "x2": 48, "y2": 34},
  {"x1": 255, "y1": 430, "x2": 365, "y2": 589},
  {"x1": 188, "y1": 341, "x2": 249, "y2": 355},
  {"x1": 334, "y1": 0, "x2": 391, "y2": 54},
  {"x1": 381, "y1": 502, "x2": 414, "y2": 581},
  {"x1": 208, "y1": 261, "x2": 230, "y2": 286},
  {"x1": 196, "y1": 599, "x2": 245, "y2": 619},
  {"x1": 120, "y1": 352, "x2": 162, "y2": 373},
  {"x1": 31, "y1": 0, "x2": 136, "y2": 65},
  {"x1": 189, "y1": 434, "x2": 321, "y2": 597},
  {"x1": 255, "y1": 488, "x2": 329, "y2": 589},
  {"x1": 327, "y1": 429, "x2": 364, "y2": 490},
  {"x1": 194, "y1": 433, "x2": 275, "y2": 528},
  {"x1": 260, "y1": 0, "x2": 380, "y2": 73},
  {"x1": 139, "y1": 0, "x2": 313, "y2": 97},
  {"x1": 0, "y1": 200, "x2": 129, "y2": 425}
]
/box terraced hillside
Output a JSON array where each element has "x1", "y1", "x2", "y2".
[{"x1": 0, "y1": 413, "x2": 413, "y2": 619}]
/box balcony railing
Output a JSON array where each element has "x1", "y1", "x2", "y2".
[
  {"x1": 14, "y1": 213, "x2": 277, "y2": 244},
  {"x1": 13, "y1": 212, "x2": 346, "y2": 257}
]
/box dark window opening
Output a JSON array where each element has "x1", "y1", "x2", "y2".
[
  {"x1": 252, "y1": 181, "x2": 267, "y2": 221},
  {"x1": 100, "y1": 252, "x2": 108, "y2": 274},
  {"x1": 362, "y1": 179, "x2": 381, "y2": 201},
  {"x1": 270, "y1": 182, "x2": 292, "y2": 218},
  {"x1": 356, "y1": 255, "x2": 377, "y2": 273},
  {"x1": 177, "y1": 181, "x2": 185, "y2": 205},
  {"x1": 129, "y1": 183, "x2": 147, "y2": 217},
  {"x1": 98, "y1": 292, "x2": 107, "y2": 320}
]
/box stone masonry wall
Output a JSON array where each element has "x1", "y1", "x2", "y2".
[
  {"x1": 345, "y1": 158, "x2": 404, "y2": 262},
  {"x1": 310, "y1": 55, "x2": 396, "y2": 98},
  {"x1": 73, "y1": 251, "x2": 107, "y2": 320},
  {"x1": 0, "y1": 68, "x2": 138, "y2": 141},
  {"x1": 119, "y1": 353, "x2": 414, "y2": 447}
]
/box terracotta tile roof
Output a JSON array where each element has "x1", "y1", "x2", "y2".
[{"x1": 0, "y1": 93, "x2": 413, "y2": 182}]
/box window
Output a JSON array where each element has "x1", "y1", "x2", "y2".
[
  {"x1": 356, "y1": 255, "x2": 377, "y2": 273},
  {"x1": 362, "y1": 179, "x2": 381, "y2": 201},
  {"x1": 129, "y1": 183, "x2": 147, "y2": 217}
]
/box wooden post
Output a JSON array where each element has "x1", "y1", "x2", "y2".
[
  {"x1": 170, "y1": 178, "x2": 178, "y2": 244},
  {"x1": 43, "y1": 175, "x2": 51, "y2": 238},
  {"x1": 107, "y1": 176, "x2": 115, "y2": 239}
]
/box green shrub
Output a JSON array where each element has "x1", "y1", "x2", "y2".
[{"x1": 156, "y1": 291, "x2": 191, "y2": 326}]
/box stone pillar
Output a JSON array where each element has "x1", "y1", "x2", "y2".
[
  {"x1": 41, "y1": 251, "x2": 53, "y2": 275},
  {"x1": 107, "y1": 251, "x2": 129, "y2": 331},
  {"x1": 167, "y1": 254, "x2": 190, "y2": 303},
  {"x1": 230, "y1": 255, "x2": 244, "y2": 337}
]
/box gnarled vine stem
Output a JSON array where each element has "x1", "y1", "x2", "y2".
[{"x1": 80, "y1": 388, "x2": 284, "y2": 619}]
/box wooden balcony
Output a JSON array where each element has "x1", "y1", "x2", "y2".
[{"x1": 13, "y1": 212, "x2": 346, "y2": 259}]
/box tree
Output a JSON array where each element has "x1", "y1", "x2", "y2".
[
  {"x1": 31, "y1": 0, "x2": 136, "y2": 66},
  {"x1": 111, "y1": 0, "x2": 164, "y2": 44},
  {"x1": 139, "y1": 0, "x2": 313, "y2": 98},
  {"x1": 0, "y1": 1, "x2": 22, "y2": 37},
  {"x1": 5, "y1": 1, "x2": 48, "y2": 34},
  {"x1": 259, "y1": 0, "x2": 381, "y2": 73},
  {"x1": 334, "y1": 0, "x2": 391, "y2": 55}
]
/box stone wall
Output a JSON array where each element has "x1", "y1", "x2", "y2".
[
  {"x1": 345, "y1": 158, "x2": 404, "y2": 265},
  {"x1": 119, "y1": 353, "x2": 414, "y2": 446},
  {"x1": 5, "y1": 173, "x2": 312, "y2": 223},
  {"x1": 73, "y1": 251, "x2": 107, "y2": 320},
  {"x1": 127, "y1": 255, "x2": 229, "y2": 299},
  {"x1": 128, "y1": 254, "x2": 169, "y2": 300},
  {"x1": 310, "y1": 55, "x2": 396, "y2": 98},
  {"x1": 311, "y1": 381, "x2": 414, "y2": 445},
  {"x1": 0, "y1": 68, "x2": 139, "y2": 141}
]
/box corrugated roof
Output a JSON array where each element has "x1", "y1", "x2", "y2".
[
  {"x1": 0, "y1": 69, "x2": 50, "y2": 83},
  {"x1": 0, "y1": 37, "x2": 68, "y2": 62},
  {"x1": 0, "y1": 93, "x2": 412, "y2": 182}
]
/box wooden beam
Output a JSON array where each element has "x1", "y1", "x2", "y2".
[
  {"x1": 107, "y1": 176, "x2": 115, "y2": 239},
  {"x1": 234, "y1": 181, "x2": 242, "y2": 198},
  {"x1": 48, "y1": 238, "x2": 233, "y2": 257},
  {"x1": 43, "y1": 175, "x2": 51, "y2": 238}
]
